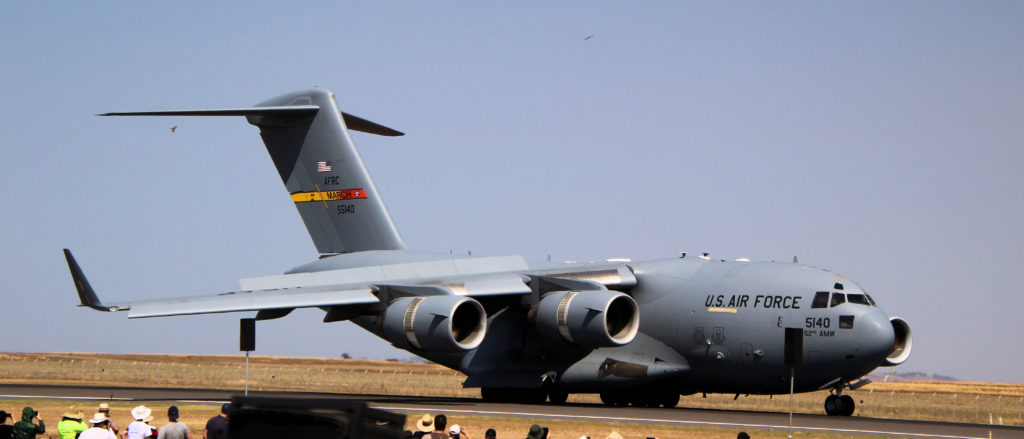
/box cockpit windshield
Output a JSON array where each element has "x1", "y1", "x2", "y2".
[
  {"x1": 811, "y1": 292, "x2": 829, "y2": 308},
  {"x1": 847, "y1": 294, "x2": 871, "y2": 305},
  {"x1": 830, "y1": 293, "x2": 846, "y2": 307},
  {"x1": 813, "y1": 291, "x2": 876, "y2": 309}
]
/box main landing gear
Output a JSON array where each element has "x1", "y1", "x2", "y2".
[
  {"x1": 481, "y1": 387, "x2": 681, "y2": 408},
  {"x1": 599, "y1": 389, "x2": 680, "y2": 408},
  {"x1": 479, "y1": 387, "x2": 572, "y2": 405}
]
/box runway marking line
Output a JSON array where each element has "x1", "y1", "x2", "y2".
[
  {"x1": 378, "y1": 405, "x2": 988, "y2": 439},
  {"x1": 0, "y1": 394, "x2": 221, "y2": 406}
]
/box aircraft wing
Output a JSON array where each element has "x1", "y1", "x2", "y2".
[
  {"x1": 65, "y1": 249, "x2": 379, "y2": 319},
  {"x1": 125, "y1": 286, "x2": 379, "y2": 319},
  {"x1": 64, "y1": 249, "x2": 547, "y2": 320}
]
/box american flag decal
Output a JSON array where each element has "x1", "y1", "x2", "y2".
[{"x1": 317, "y1": 161, "x2": 332, "y2": 173}]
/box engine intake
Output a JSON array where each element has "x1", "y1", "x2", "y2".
[
  {"x1": 882, "y1": 316, "x2": 913, "y2": 366},
  {"x1": 382, "y1": 295, "x2": 487, "y2": 352},
  {"x1": 535, "y1": 290, "x2": 639, "y2": 348}
]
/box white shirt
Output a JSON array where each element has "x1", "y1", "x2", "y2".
[
  {"x1": 79, "y1": 427, "x2": 117, "y2": 439},
  {"x1": 127, "y1": 421, "x2": 152, "y2": 439}
]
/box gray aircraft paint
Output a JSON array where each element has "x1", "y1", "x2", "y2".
[
  {"x1": 98, "y1": 89, "x2": 406, "y2": 254},
  {"x1": 66, "y1": 89, "x2": 912, "y2": 415}
]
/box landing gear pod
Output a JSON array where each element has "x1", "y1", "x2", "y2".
[
  {"x1": 382, "y1": 296, "x2": 487, "y2": 352},
  {"x1": 535, "y1": 290, "x2": 640, "y2": 348},
  {"x1": 882, "y1": 316, "x2": 913, "y2": 366}
]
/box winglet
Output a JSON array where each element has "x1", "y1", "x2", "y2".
[{"x1": 63, "y1": 249, "x2": 122, "y2": 312}]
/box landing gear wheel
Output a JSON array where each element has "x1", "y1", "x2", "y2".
[
  {"x1": 482, "y1": 387, "x2": 546, "y2": 404},
  {"x1": 600, "y1": 391, "x2": 628, "y2": 407},
  {"x1": 824, "y1": 394, "x2": 842, "y2": 416},
  {"x1": 839, "y1": 395, "x2": 855, "y2": 416},
  {"x1": 481, "y1": 387, "x2": 508, "y2": 403},
  {"x1": 660, "y1": 392, "x2": 680, "y2": 408},
  {"x1": 523, "y1": 388, "x2": 547, "y2": 404},
  {"x1": 548, "y1": 389, "x2": 569, "y2": 404}
]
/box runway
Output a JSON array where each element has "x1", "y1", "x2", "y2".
[{"x1": 2, "y1": 384, "x2": 1020, "y2": 439}]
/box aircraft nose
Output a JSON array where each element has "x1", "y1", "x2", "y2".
[{"x1": 857, "y1": 311, "x2": 895, "y2": 362}]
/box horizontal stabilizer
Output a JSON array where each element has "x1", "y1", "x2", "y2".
[
  {"x1": 97, "y1": 105, "x2": 319, "y2": 117},
  {"x1": 340, "y1": 112, "x2": 405, "y2": 136},
  {"x1": 99, "y1": 106, "x2": 403, "y2": 136}
]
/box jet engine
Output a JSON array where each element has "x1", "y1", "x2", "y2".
[
  {"x1": 381, "y1": 295, "x2": 487, "y2": 352},
  {"x1": 535, "y1": 290, "x2": 640, "y2": 348},
  {"x1": 882, "y1": 316, "x2": 913, "y2": 366}
]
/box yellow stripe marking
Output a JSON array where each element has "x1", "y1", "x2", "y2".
[
  {"x1": 707, "y1": 307, "x2": 738, "y2": 313},
  {"x1": 291, "y1": 188, "x2": 368, "y2": 203}
]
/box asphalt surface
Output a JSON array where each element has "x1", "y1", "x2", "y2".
[{"x1": 1, "y1": 384, "x2": 1021, "y2": 438}]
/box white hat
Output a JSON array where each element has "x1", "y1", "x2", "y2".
[
  {"x1": 415, "y1": 414, "x2": 433, "y2": 432},
  {"x1": 131, "y1": 405, "x2": 153, "y2": 422},
  {"x1": 88, "y1": 412, "x2": 110, "y2": 424},
  {"x1": 450, "y1": 424, "x2": 461, "y2": 435}
]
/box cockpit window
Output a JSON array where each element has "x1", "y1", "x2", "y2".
[
  {"x1": 865, "y1": 294, "x2": 876, "y2": 306},
  {"x1": 847, "y1": 294, "x2": 870, "y2": 305},
  {"x1": 830, "y1": 293, "x2": 846, "y2": 307},
  {"x1": 811, "y1": 292, "x2": 829, "y2": 309}
]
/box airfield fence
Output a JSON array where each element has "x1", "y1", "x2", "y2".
[{"x1": 3, "y1": 353, "x2": 1023, "y2": 427}]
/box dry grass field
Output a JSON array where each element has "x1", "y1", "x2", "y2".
[{"x1": 1, "y1": 352, "x2": 1020, "y2": 437}]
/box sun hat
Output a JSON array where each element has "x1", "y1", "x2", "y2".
[
  {"x1": 88, "y1": 412, "x2": 110, "y2": 424},
  {"x1": 62, "y1": 409, "x2": 85, "y2": 420},
  {"x1": 131, "y1": 405, "x2": 153, "y2": 422},
  {"x1": 98, "y1": 403, "x2": 110, "y2": 412},
  {"x1": 449, "y1": 424, "x2": 461, "y2": 435},
  {"x1": 415, "y1": 414, "x2": 434, "y2": 432}
]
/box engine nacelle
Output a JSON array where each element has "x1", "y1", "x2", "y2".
[
  {"x1": 382, "y1": 295, "x2": 487, "y2": 352},
  {"x1": 882, "y1": 316, "x2": 913, "y2": 366},
  {"x1": 535, "y1": 290, "x2": 640, "y2": 348}
]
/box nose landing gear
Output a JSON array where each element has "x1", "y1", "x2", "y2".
[
  {"x1": 824, "y1": 393, "x2": 855, "y2": 416},
  {"x1": 822, "y1": 378, "x2": 870, "y2": 416}
]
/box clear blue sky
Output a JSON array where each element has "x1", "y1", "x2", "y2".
[{"x1": 2, "y1": 3, "x2": 1021, "y2": 382}]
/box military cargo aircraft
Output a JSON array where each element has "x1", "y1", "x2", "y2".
[{"x1": 65, "y1": 88, "x2": 912, "y2": 416}]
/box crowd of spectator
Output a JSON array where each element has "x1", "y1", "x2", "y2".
[
  {"x1": 405, "y1": 413, "x2": 752, "y2": 439},
  {"x1": 0, "y1": 403, "x2": 229, "y2": 439},
  {"x1": 0, "y1": 405, "x2": 751, "y2": 439}
]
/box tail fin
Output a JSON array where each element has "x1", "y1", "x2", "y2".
[{"x1": 101, "y1": 89, "x2": 407, "y2": 254}]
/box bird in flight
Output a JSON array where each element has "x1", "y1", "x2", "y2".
[
  {"x1": 584, "y1": 34, "x2": 594, "y2": 40},
  {"x1": 171, "y1": 126, "x2": 177, "y2": 133}
]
